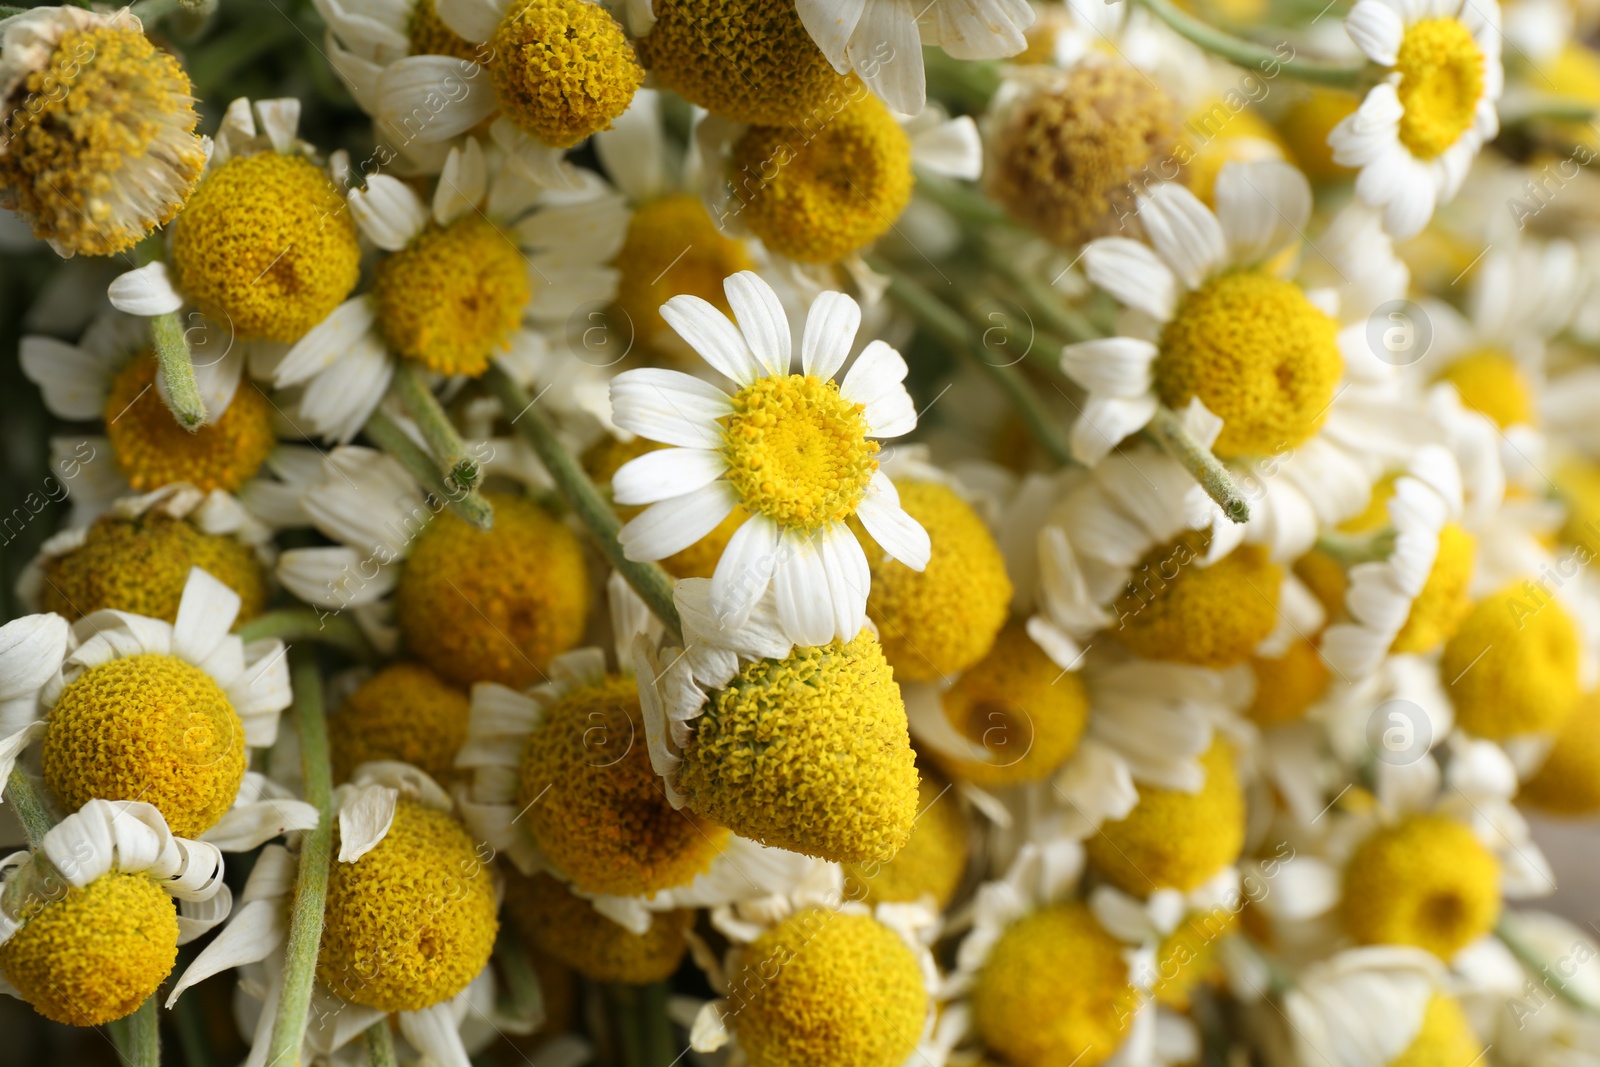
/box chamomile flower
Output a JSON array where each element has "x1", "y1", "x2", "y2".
[
  {"x1": 1519, "y1": 689, "x2": 1600, "y2": 814},
  {"x1": 843, "y1": 773, "x2": 971, "y2": 909},
  {"x1": 0, "y1": 799, "x2": 227, "y2": 1026},
  {"x1": 504, "y1": 869, "x2": 694, "y2": 983},
  {"x1": 1276, "y1": 947, "x2": 1460, "y2": 1067},
  {"x1": 609, "y1": 270, "x2": 929, "y2": 645},
  {"x1": 326, "y1": 661, "x2": 471, "y2": 786},
  {"x1": 1330, "y1": 0, "x2": 1504, "y2": 238}
]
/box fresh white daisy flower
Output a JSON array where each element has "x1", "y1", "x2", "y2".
[
  {"x1": 1274, "y1": 946, "x2": 1450, "y2": 1067},
  {"x1": 608, "y1": 269, "x2": 929, "y2": 645},
  {"x1": 1330, "y1": 0, "x2": 1504, "y2": 238}
]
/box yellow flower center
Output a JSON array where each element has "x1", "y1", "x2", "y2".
[
  {"x1": 43, "y1": 653, "x2": 247, "y2": 838},
  {"x1": 721, "y1": 374, "x2": 878, "y2": 532},
  {"x1": 1152, "y1": 907, "x2": 1238, "y2": 1009},
  {"x1": 1394, "y1": 18, "x2": 1485, "y2": 161},
  {"x1": 730, "y1": 93, "x2": 913, "y2": 264},
  {"x1": 681, "y1": 630, "x2": 919, "y2": 865},
  {"x1": 38, "y1": 510, "x2": 267, "y2": 625},
  {"x1": 1247, "y1": 638, "x2": 1331, "y2": 726},
  {"x1": 932, "y1": 621, "x2": 1089, "y2": 787},
  {"x1": 395, "y1": 492, "x2": 590, "y2": 689},
  {"x1": 517, "y1": 673, "x2": 728, "y2": 897},
  {"x1": 1559, "y1": 458, "x2": 1600, "y2": 559},
  {"x1": 373, "y1": 216, "x2": 531, "y2": 377},
  {"x1": 1181, "y1": 102, "x2": 1287, "y2": 206},
  {"x1": 731, "y1": 909, "x2": 927, "y2": 1067},
  {"x1": 1440, "y1": 581, "x2": 1581, "y2": 739},
  {"x1": 408, "y1": 0, "x2": 481, "y2": 61},
  {"x1": 972, "y1": 902, "x2": 1137, "y2": 1067},
  {"x1": 587, "y1": 436, "x2": 748, "y2": 579},
  {"x1": 1113, "y1": 531, "x2": 1284, "y2": 668},
  {"x1": 844, "y1": 774, "x2": 969, "y2": 908},
  {"x1": 612, "y1": 195, "x2": 755, "y2": 357},
  {"x1": 1520, "y1": 690, "x2": 1600, "y2": 815},
  {"x1": 488, "y1": 0, "x2": 643, "y2": 148},
  {"x1": 1086, "y1": 740, "x2": 1245, "y2": 894},
  {"x1": 1156, "y1": 270, "x2": 1342, "y2": 458},
  {"x1": 172, "y1": 152, "x2": 362, "y2": 343},
  {"x1": 1391, "y1": 995, "x2": 1485, "y2": 1066},
  {"x1": 0, "y1": 871, "x2": 177, "y2": 1027},
  {"x1": 1340, "y1": 814, "x2": 1500, "y2": 959},
  {"x1": 853, "y1": 481, "x2": 1013, "y2": 682},
  {"x1": 1391, "y1": 523, "x2": 1476, "y2": 654},
  {"x1": 1436, "y1": 348, "x2": 1535, "y2": 429},
  {"x1": 104, "y1": 352, "x2": 276, "y2": 494},
  {"x1": 1279, "y1": 89, "x2": 1360, "y2": 182},
  {"x1": 328, "y1": 662, "x2": 471, "y2": 786},
  {"x1": 636, "y1": 0, "x2": 851, "y2": 126},
  {"x1": 319, "y1": 799, "x2": 498, "y2": 1011},
  {"x1": 504, "y1": 870, "x2": 692, "y2": 983}
]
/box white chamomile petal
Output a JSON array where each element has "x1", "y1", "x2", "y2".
[
  {"x1": 841, "y1": 340, "x2": 914, "y2": 437},
  {"x1": 1082, "y1": 238, "x2": 1178, "y2": 322},
  {"x1": 609, "y1": 368, "x2": 735, "y2": 448},
  {"x1": 661, "y1": 293, "x2": 764, "y2": 386},
  {"x1": 108, "y1": 262, "x2": 183, "y2": 316},
  {"x1": 801, "y1": 290, "x2": 862, "y2": 380},
  {"x1": 619, "y1": 481, "x2": 742, "y2": 561},
  {"x1": 612, "y1": 448, "x2": 730, "y2": 506},
  {"x1": 350, "y1": 173, "x2": 428, "y2": 251},
  {"x1": 724, "y1": 271, "x2": 792, "y2": 378}
]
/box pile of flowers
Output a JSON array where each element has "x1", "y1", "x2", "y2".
[{"x1": 3, "y1": 0, "x2": 1600, "y2": 1062}]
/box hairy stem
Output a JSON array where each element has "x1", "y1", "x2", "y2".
[
  {"x1": 1144, "y1": 405, "x2": 1251, "y2": 523},
  {"x1": 237, "y1": 607, "x2": 380, "y2": 663},
  {"x1": 152, "y1": 312, "x2": 207, "y2": 431},
  {"x1": 392, "y1": 362, "x2": 481, "y2": 492},
  {"x1": 364, "y1": 409, "x2": 494, "y2": 530},
  {"x1": 5, "y1": 769, "x2": 54, "y2": 848}
]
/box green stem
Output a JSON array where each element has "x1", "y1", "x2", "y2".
[
  {"x1": 364, "y1": 409, "x2": 494, "y2": 530},
  {"x1": 990, "y1": 260, "x2": 1103, "y2": 344},
  {"x1": 1134, "y1": 0, "x2": 1368, "y2": 87},
  {"x1": 392, "y1": 362, "x2": 481, "y2": 492},
  {"x1": 5, "y1": 769, "x2": 54, "y2": 848},
  {"x1": 0, "y1": 5, "x2": 25, "y2": 16},
  {"x1": 265, "y1": 650, "x2": 335, "y2": 1067},
  {"x1": 237, "y1": 607, "x2": 379, "y2": 664},
  {"x1": 171, "y1": 984, "x2": 215, "y2": 1067},
  {"x1": 108, "y1": 997, "x2": 160, "y2": 1067},
  {"x1": 1314, "y1": 526, "x2": 1397, "y2": 564},
  {"x1": 914, "y1": 172, "x2": 1012, "y2": 229},
  {"x1": 364, "y1": 1019, "x2": 398, "y2": 1067},
  {"x1": 869, "y1": 257, "x2": 1076, "y2": 468},
  {"x1": 483, "y1": 364, "x2": 683, "y2": 643},
  {"x1": 639, "y1": 982, "x2": 675, "y2": 1067},
  {"x1": 1143, "y1": 405, "x2": 1251, "y2": 523},
  {"x1": 152, "y1": 312, "x2": 206, "y2": 431},
  {"x1": 1498, "y1": 918, "x2": 1598, "y2": 1013},
  {"x1": 130, "y1": 0, "x2": 182, "y2": 24}
]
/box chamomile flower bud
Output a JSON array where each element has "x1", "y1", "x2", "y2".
[
  {"x1": 487, "y1": 0, "x2": 643, "y2": 148},
  {"x1": 0, "y1": 7, "x2": 206, "y2": 257},
  {"x1": 844, "y1": 774, "x2": 969, "y2": 908},
  {"x1": 327, "y1": 662, "x2": 470, "y2": 786},
  {"x1": 1113, "y1": 532, "x2": 1283, "y2": 669},
  {"x1": 504, "y1": 870, "x2": 691, "y2": 983},
  {"x1": 1340, "y1": 815, "x2": 1500, "y2": 959},
  {"x1": 1518, "y1": 692, "x2": 1600, "y2": 815},
  {"x1": 1440, "y1": 583, "x2": 1581, "y2": 739}
]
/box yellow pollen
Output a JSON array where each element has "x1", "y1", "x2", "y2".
[
  {"x1": 636, "y1": 0, "x2": 851, "y2": 125},
  {"x1": 172, "y1": 152, "x2": 361, "y2": 343},
  {"x1": 408, "y1": 0, "x2": 482, "y2": 61},
  {"x1": 374, "y1": 216, "x2": 530, "y2": 377},
  {"x1": 0, "y1": 871, "x2": 177, "y2": 1027},
  {"x1": 517, "y1": 673, "x2": 728, "y2": 897},
  {"x1": 1156, "y1": 270, "x2": 1343, "y2": 459},
  {"x1": 1391, "y1": 994, "x2": 1484, "y2": 1066},
  {"x1": 730, "y1": 909, "x2": 927, "y2": 1067},
  {"x1": 987, "y1": 63, "x2": 1187, "y2": 248},
  {"x1": 43, "y1": 653, "x2": 246, "y2": 838},
  {"x1": 104, "y1": 352, "x2": 276, "y2": 494},
  {"x1": 327, "y1": 662, "x2": 471, "y2": 786},
  {"x1": 0, "y1": 23, "x2": 205, "y2": 257},
  {"x1": 680, "y1": 630, "x2": 919, "y2": 865},
  {"x1": 586, "y1": 435, "x2": 748, "y2": 579},
  {"x1": 1086, "y1": 740, "x2": 1245, "y2": 895},
  {"x1": 843, "y1": 774, "x2": 969, "y2": 908},
  {"x1": 1436, "y1": 349, "x2": 1535, "y2": 429},
  {"x1": 1519, "y1": 690, "x2": 1600, "y2": 815},
  {"x1": 504, "y1": 871, "x2": 692, "y2": 983},
  {"x1": 1440, "y1": 582, "x2": 1581, "y2": 739},
  {"x1": 1390, "y1": 523, "x2": 1475, "y2": 654},
  {"x1": 1247, "y1": 638, "x2": 1331, "y2": 726},
  {"x1": 853, "y1": 481, "x2": 1013, "y2": 682},
  {"x1": 396, "y1": 492, "x2": 590, "y2": 689},
  {"x1": 1394, "y1": 17, "x2": 1485, "y2": 160},
  {"x1": 1279, "y1": 89, "x2": 1360, "y2": 182},
  {"x1": 972, "y1": 902, "x2": 1137, "y2": 1067},
  {"x1": 488, "y1": 0, "x2": 643, "y2": 148},
  {"x1": 319, "y1": 799, "x2": 498, "y2": 1011},
  {"x1": 722, "y1": 374, "x2": 878, "y2": 531},
  {"x1": 1152, "y1": 907, "x2": 1237, "y2": 1010},
  {"x1": 38, "y1": 511, "x2": 267, "y2": 625},
  {"x1": 730, "y1": 93, "x2": 913, "y2": 264},
  {"x1": 612, "y1": 195, "x2": 755, "y2": 358},
  {"x1": 1340, "y1": 814, "x2": 1499, "y2": 959},
  {"x1": 931, "y1": 621, "x2": 1089, "y2": 787},
  {"x1": 1113, "y1": 531, "x2": 1284, "y2": 668}
]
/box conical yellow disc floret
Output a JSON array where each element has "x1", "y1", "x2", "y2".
[
  {"x1": 104, "y1": 352, "x2": 276, "y2": 494},
  {"x1": 855, "y1": 481, "x2": 1012, "y2": 682},
  {"x1": 518, "y1": 673, "x2": 727, "y2": 896},
  {"x1": 1086, "y1": 740, "x2": 1245, "y2": 894},
  {"x1": 39, "y1": 510, "x2": 267, "y2": 625},
  {"x1": 1113, "y1": 532, "x2": 1283, "y2": 668},
  {"x1": 488, "y1": 0, "x2": 643, "y2": 148},
  {"x1": 319, "y1": 799, "x2": 498, "y2": 1011},
  {"x1": 730, "y1": 909, "x2": 927, "y2": 1067},
  {"x1": 328, "y1": 662, "x2": 471, "y2": 786},
  {"x1": 0, "y1": 18, "x2": 206, "y2": 257},
  {"x1": 971, "y1": 902, "x2": 1138, "y2": 1067},
  {"x1": 0, "y1": 871, "x2": 177, "y2": 1027},
  {"x1": 636, "y1": 0, "x2": 850, "y2": 125},
  {"x1": 613, "y1": 194, "x2": 755, "y2": 356},
  {"x1": 1391, "y1": 523, "x2": 1476, "y2": 654},
  {"x1": 1440, "y1": 582, "x2": 1581, "y2": 739},
  {"x1": 396, "y1": 492, "x2": 590, "y2": 689},
  {"x1": 1436, "y1": 349, "x2": 1535, "y2": 429},
  {"x1": 930, "y1": 622, "x2": 1089, "y2": 787},
  {"x1": 1340, "y1": 814, "x2": 1499, "y2": 959},
  {"x1": 504, "y1": 870, "x2": 691, "y2": 983},
  {"x1": 43, "y1": 653, "x2": 247, "y2": 838},
  {"x1": 1393, "y1": 18, "x2": 1485, "y2": 160},
  {"x1": 588, "y1": 436, "x2": 748, "y2": 579},
  {"x1": 730, "y1": 94, "x2": 912, "y2": 264},
  {"x1": 171, "y1": 152, "x2": 362, "y2": 343},
  {"x1": 1518, "y1": 690, "x2": 1600, "y2": 815},
  {"x1": 373, "y1": 216, "x2": 531, "y2": 377},
  {"x1": 1390, "y1": 994, "x2": 1484, "y2": 1066},
  {"x1": 1247, "y1": 638, "x2": 1330, "y2": 726},
  {"x1": 680, "y1": 630, "x2": 919, "y2": 865},
  {"x1": 409, "y1": 0, "x2": 481, "y2": 61},
  {"x1": 844, "y1": 774, "x2": 969, "y2": 908}
]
